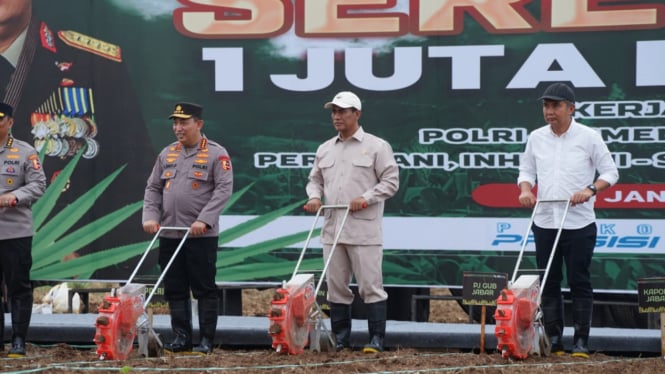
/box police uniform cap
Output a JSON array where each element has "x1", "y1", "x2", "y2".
[
  {"x1": 169, "y1": 102, "x2": 203, "y2": 119},
  {"x1": 0, "y1": 102, "x2": 13, "y2": 118}
]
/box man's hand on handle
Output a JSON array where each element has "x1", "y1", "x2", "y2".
[
  {"x1": 143, "y1": 220, "x2": 160, "y2": 234},
  {"x1": 303, "y1": 198, "x2": 322, "y2": 213},
  {"x1": 303, "y1": 197, "x2": 368, "y2": 213},
  {"x1": 190, "y1": 220, "x2": 208, "y2": 236},
  {"x1": 569, "y1": 188, "x2": 594, "y2": 207},
  {"x1": 349, "y1": 197, "x2": 368, "y2": 211},
  {"x1": 143, "y1": 220, "x2": 208, "y2": 235},
  {"x1": 519, "y1": 188, "x2": 594, "y2": 209}
]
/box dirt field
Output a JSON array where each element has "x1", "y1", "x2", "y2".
[
  {"x1": 3, "y1": 344, "x2": 664, "y2": 374},
  {"x1": 3, "y1": 287, "x2": 662, "y2": 373}
]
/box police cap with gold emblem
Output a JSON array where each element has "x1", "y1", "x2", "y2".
[
  {"x1": 169, "y1": 102, "x2": 203, "y2": 120},
  {"x1": 0, "y1": 102, "x2": 13, "y2": 118}
]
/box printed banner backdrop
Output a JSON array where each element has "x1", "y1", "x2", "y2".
[{"x1": 27, "y1": 0, "x2": 665, "y2": 292}]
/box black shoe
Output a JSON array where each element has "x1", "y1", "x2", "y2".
[
  {"x1": 549, "y1": 336, "x2": 565, "y2": 356},
  {"x1": 362, "y1": 335, "x2": 384, "y2": 353},
  {"x1": 571, "y1": 338, "x2": 590, "y2": 358},
  {"x1": 192, "y1": 337, "x2": 214, "y2": 355},
  {"x1": 8, "y1": 337, "x2": 26, "y2": 358},
  {"x1": 164, "y1": 335, "x2": 192, "y2": 353}
]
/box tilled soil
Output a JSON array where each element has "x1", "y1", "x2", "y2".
[
  {"x1": 7, "y1": 287, "x2": 662, "y2": 373},
  {"x1": 3, "y1": 344, "x2": 663, "y2": 373}
]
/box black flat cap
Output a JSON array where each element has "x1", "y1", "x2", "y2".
[{"x1": 538, "y1": 82, "x2": 575, "y2": 102}]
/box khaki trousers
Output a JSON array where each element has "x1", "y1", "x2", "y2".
[{"x1": 323, "y1": 243, "x2": 388, "y2": 305}]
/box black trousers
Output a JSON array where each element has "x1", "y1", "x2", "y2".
[
  {"x1": 533, "y1": 223, "x2": 596, "y2": 300},
  {"x1": 159, "y1": 237, "x2": 218, "y2": 301},
  {"x1": 0, "y1": 237, "x2": 33, "y2": 303}
]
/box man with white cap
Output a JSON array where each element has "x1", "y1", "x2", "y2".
[{"x1": 304, "y1": 91, "x2": 399, "y2": 353}]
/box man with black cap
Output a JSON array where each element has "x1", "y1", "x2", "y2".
[
  {"x1": 142, "y1": 102, "x2": 233, "y2": 355},
  {"x1": 0, "y1": 101, "x2": 46, "y2": 357},
  {"x1": 517, "y1": 82, "x2": 619, "y2": 358},
  {"x1": 304, "y1": 91, "x2": 399, "y2": 353}
]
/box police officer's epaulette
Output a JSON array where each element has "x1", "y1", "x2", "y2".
[{"x1": 57, "y1": 30, "x2": 122, "y2": 62}]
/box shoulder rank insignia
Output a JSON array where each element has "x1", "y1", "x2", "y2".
[
  {"x1": 58, "y1": 30, "x2": 122, "y2": 62},
  {"x1": 40, "y1": 22, "x2": 56, "y2": 53},
  {"x1": 219, "y1": 156, "x2": 232, "y2": 171}
]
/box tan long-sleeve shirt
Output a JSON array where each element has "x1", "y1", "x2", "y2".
[{"x1": 306, "y1": 127, "x2": 399, "y2": 245}]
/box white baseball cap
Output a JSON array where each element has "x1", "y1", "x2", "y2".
[{"x1": 324, "y1": 91, "x2": 362, "y2": 110}]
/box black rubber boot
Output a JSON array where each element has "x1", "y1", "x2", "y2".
[
  {"x1": 8, "y1": 337, "x2": 25, "y2": 358},
  {"x1": 542, "y1": 296, "x2": 565, "y2": 355},
  {"x1": 193, "y1": 336, "x2": 214, "y2": 355},
  {"x1": 164, "y1": 299, "x2": 193, "y2": 353},
  {"x1": 193, "y1": 298, "x2": 218, "y2": 355},
  {"x1": 330, "y1": 303, "x2": 352, "y2": 351},
  {"x1": 8, "y1": 297, "x2": 32, "y2": 358},
  {"x1": 571, "y1": 298, "x2": 593, "y2": 358},
  {"x1": 363, "y1": 301, "x2": 387, "y2": 353}
]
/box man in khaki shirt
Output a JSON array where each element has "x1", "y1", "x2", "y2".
[{"x1": 305, "y1": 91, "x2": 399, "y2": 353}]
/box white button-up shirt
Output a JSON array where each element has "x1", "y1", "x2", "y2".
[{"x1": 517, "y1": 120, "x2": 619, "y2": 229}]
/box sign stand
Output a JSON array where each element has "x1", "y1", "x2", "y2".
[
  {"x1": 479, "y1": 305, "x2": 487, "y2": 352},
  {"x1": 637, "y1": 277, "x2": 665, "y2": 358},
  {"x1": 462, "y1": 272, "x2": 507, "y2": 354},
  {"x1": 662, "y1": 312, "x2": 665, "y2": 358}
]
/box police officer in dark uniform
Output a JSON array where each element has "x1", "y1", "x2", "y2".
[
  {"x1": 142, "y1": 102, "x2": 233, "y2": 355},
  {"x1": 0, "y1": 1, "x2": 155, "y2": 277},
  {"x1": 0, "y1": 102, "x2": 46, "y2": 357}
]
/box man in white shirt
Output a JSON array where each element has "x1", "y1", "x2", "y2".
[{"x1": 517, "y1": 82, "x2": 619, "y2": 358}]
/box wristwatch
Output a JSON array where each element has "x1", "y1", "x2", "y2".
[{"x1": 586, "y1": 184, "x2": 597, "y2": 195}]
